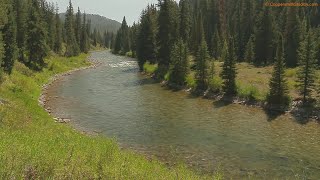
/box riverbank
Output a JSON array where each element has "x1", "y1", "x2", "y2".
[
  {"x1": 0, "y1": 53, "x2": 220, "y2": 179},
  {"x1": 143, "y1": 62, "x2": 320, "y2": 122}
]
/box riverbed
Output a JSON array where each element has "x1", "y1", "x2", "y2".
[{"x1": 45, "y1": 51, "x2": 320, "y2": 179}]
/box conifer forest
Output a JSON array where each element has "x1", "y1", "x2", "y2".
[{"x1": 0, "y1": 0, "x2": 320, "y2": 179}]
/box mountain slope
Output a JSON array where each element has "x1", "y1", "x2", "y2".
[{"x1": 60, "y1": 13, "x2": 121, "y2": 33}]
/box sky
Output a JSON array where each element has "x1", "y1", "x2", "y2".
[{"x1": 48, "y1": 0, "x2": 177, "y2": 25}]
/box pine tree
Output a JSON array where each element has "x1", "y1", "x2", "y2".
[
  {"x1": 113, "y1": 17, "x2": 130, "y2": 54},
  {"x1": 13, "y1": 0, "x2": 27, "y2": 63},
  {"x1": 221, "y1": 37, "x2": 237, "y2": 96},
  {"x1": 54, "y1": 7, "x2": 62, "y2": 54},
  {"x1": 244, "y1": 35, "x2": 255, "y2": 63},
  {"x1": 195, "y1": 38, "x2": 209, "y2": 91},
  {"x1": 169, "y1": 38, "x2": 189, "y2": 86},
  {"x1": 75, "y1": 7, "x2": 81, "y2": 45},
  {"x1": 120, "y1": 17, "x2": 130, "y2": 53},
  {"x1": 297, "y1": 30, "x2": 318, "y2": 104},
  {"x1": 284, "y1": 8, "x2": 300, "y2": 67},
  {"x1": 130, "y1": 23, "x2": 138, "y2": 57},
  {"x1": 80, "y1": 13, "x2": 89, "y2": 53},
  {"x1": 157, "y1": 0, "x2": 179, "y2": 78},
  {"x1": 211, "y1": 27, "x2": 221, "y2": 59},
  {"x1": 267, "y1": 35, "x2": 290, "y2": 106},
  {"x1": 64, "y1": 0, "x2": 80, "y2": 57},
  {"x1": 0, "y1": 0, "x2": 7, "y2": 75},
  {"x1": 191, "y1": 13, "x2": 205, "y2": 54},
  {"x1": 179, "y1": 0, "x2": 191, "y2": 44},
  {"x1": 25, "y1": 0, "x2": 48, "y2": 70},
  {"x1": 2, "y1": 6, "x2": 17, "y2": 74},
  {"x1": 46, "y1": 3, "x2": 56, "y2": 50},
  {"x1": 92, "y1": 28, "x2": 98, "y2": 47},
  {"x1": 254, "y1": 7, "x2": 276, "y2": 66},
  {"x1": 137, "y1": 6, "x2": 158, "y2": 71},
  {"x1": 113, "y1": 30, "x2": 121, "y2": 53}
]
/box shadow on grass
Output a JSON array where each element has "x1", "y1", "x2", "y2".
[{"x1": 263, "y1": 109, "x2": 285, "y2": 122}]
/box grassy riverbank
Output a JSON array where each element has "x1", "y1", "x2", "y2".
[
  {"x1": 144, "y1": 61, "x2": 320, "y2": 106},
  {"x1": 0, "y1": 54, "x2": 220, "y2": 179}
]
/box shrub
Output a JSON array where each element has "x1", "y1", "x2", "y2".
[
  {"x1": 125, "y1": 51, "x2": 133, "y2": 57},
  {"x1": 209, "y1": 76, "x2": 223, "y2": 93},
  {"x1": 186, "y1": 74, "x2": 196, "y2": 89},
  {"x1": 237, "y1": 83, "x2": 260, "y2": 101},
  {"x1": 143, "y1": 62, "x2": 158, "y2": 74}
]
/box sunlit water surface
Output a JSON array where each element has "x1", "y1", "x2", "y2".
[{"x1": 46, "y1": 51, "x2": 320, "y2": 179}]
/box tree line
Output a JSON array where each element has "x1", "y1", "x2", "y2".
[
  {"x1": 0, "y1": 0, "x2": 114, "y2": 73},
  {"x1": 113, "y1": 0, "x2": 320, "y2": 107}
]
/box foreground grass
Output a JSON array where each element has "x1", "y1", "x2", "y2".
[{"x1": 0, "y1": 54, "x2": 218, "y2": 179}]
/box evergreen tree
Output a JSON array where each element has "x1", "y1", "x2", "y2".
[
  {"x1": 221, "y1": 37, "x2": 237, "y2": 96},
  {"x1": 130, "y1": 23, "x2": 138, "y2": 57},
  {"x1": 137, "y1": 6, "x2": 157, "y2": 71},
  {"x1": 179, "y1": 0, "x2": 191, "y2": 44},
  {"x1": 46, "y1": 3, "x2": 56, "y2": 50},
  {"x1": 113, "y1": 30, "x2": 121, "y2": 53},
  {"x1": 0, "y1": 0, "x2": 7, "y2": 75},
  {"x1": 267, "y1": 35, "x2": 290, "y2": 106},
  {"x1": 169, "y1": 38, "x2": 188, "y2": 86},
  {"x1": 25, "y1": 0, "x2": 48, "y2": 70},
  {"x1": 13, "y1": 0, "x2": 27, "y2": 63},
  {"x1": 191, "y1": 13, "x2": 205, "y2": 54},
  {"x1": 297, "y1": 30, "x2": 318, "y2": 104},
  {"x1": 195, "y1": 38, "x2": 209, "y2": 91},
  {"x1": 284, "y1": 8, "x2": 300, "y2": 67},
  {"x1": 157, "y1": 0, "x2": 179, "y2": 78},
  {"x1": 120, "y1": 17, "x2": 130, "y2": 53},
  {"x1": 54, "y1": 7, "x2": 62, "y2": 54},
  {"x1": 92, "y1": 28, "x2": 98, "y2": 47},
  {"x1": 254, "y1": 7, "x2": 276, "y2": 66},
  {"x1": 113, "y1": 17, "x2": 130, "y2": 54},
  {"x1": 211, "y1": 27, "x2": 221, "y2": 59},
  {"x1": 244, "y1": 35, "x2": 255, "y2": 63},
  {"x1": 2, "y1": 6, "x2": 17, "y2": 74},
  {"x1": 75, "y1": 7, "x2": 81, "y2": 45},
  {"x1": 64, "y1": 0, "x2": 80, "y2": 57},
  {"x1": 80, "y1": 13, "x2": 89, "y2": 53}
]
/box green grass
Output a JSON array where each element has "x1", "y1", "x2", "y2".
[{"x1": 0, "y1": 54, "x2": 219, "y2": 179}]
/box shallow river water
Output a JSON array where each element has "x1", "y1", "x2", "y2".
[{"x1": 46, "y1": 51, "x2": 320, "y2": 179}]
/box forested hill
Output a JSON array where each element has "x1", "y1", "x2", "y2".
[{"x1": 59, "y1": 13, "x2": 121, "y2": 33}]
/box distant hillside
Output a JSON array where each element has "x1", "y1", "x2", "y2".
[{"x1": 59, "y1": 13, "x2": 121, "y2": 33}]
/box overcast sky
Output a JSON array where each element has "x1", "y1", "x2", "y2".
[{"x1": 48, "y1": 0, "x2": 178, "y2": 25}]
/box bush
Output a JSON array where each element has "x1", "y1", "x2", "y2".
[
  {"x1": 186, "y1": 74, "x2": 196, "y2": 89},
  {"x1": 209, "y1": 76, "x2": 223, "y2": 93},
  {"x1": 143, "y1": 62, "x2": 158, "y2": 74},
  {"x1": 125, "y1": 51, "x2": 133, "y2": 57},
  {"x1": 237, "y1": 83, "x2": 260, "y2": 101},
  {"x1": 285, "y1": 68, "x2": 298, "y2": 78}
]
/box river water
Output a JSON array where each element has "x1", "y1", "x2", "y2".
[{"x1": 46, "y1": 51, "x2": 320, "y2": 179}]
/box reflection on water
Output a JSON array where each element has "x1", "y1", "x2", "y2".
[{"x1": 46, "y1": 51, "x2": 320, "y2": 179}]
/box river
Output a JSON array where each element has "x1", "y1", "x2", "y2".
[{"x1": 46, "y1": 51, "x2": 320, "y2": 179}]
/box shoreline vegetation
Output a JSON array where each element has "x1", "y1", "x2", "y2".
[
  {"x1": 0, "y1": 52, "x2": 221, "y2": 179},
  {"x1": 141, "y1": 61, "x2": 320, "y2": 122}
]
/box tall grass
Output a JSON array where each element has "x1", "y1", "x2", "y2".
[{"x1": 0, "y1": 54, "x2": 219, "y2": 179}]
